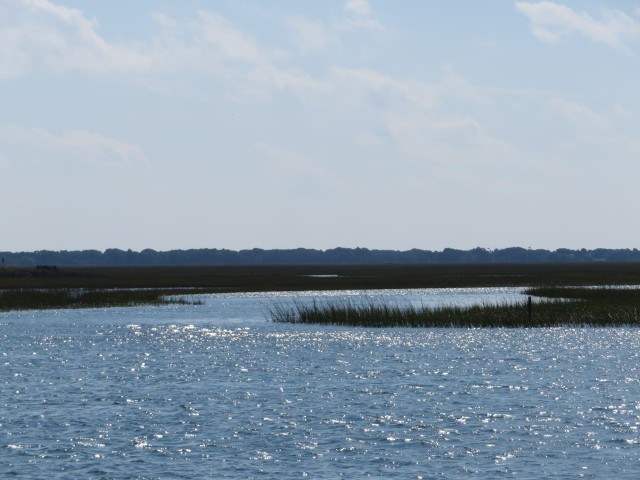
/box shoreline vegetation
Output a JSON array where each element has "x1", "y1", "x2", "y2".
[
  {"x1": 0, "y1": 288, "x2": 205, "y2": 311},
  {"x1": 2, "y1": 264, "x2": 640, "y2": 324},
  {"x1": 270, "y1": 287, "x2": 640, "y2": 328}
]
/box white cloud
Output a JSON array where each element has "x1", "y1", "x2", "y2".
[
  {"x1": 329, "y1": 65, "x2": 482, "y2": 111},
  {"x1": 0, "y1": 30, "x2": 30, "y2": 77},
  {"x1": 0, "y1": 125, "x2": 149, "y2": 168},
  {"x1": 20, "y1": 0, "x2": 97, "y2": 30},
  {"x1": 0, "y1": 0, "x2": 392, "y2": 110},
  {"x1": 197, "y1": 10, "x2": 278, "y2": 65},
  {"x1": 256, "y1": 142, "x2": 349, "y2": 193},
  {"x1": 285, "y1": 2, "x2": 383, "y2": 55},
  {"x1": 0, "y1": 0, "x2": 330, "y2": 102},
  {"x1": 60, "y1": 130, "x2": 149, "y2": 167},
  {"x1": 386, "y1": 111, "x2": 513, "y2": 166},
  {"x1": 286, "y1": 16, "x2": 331, "y2": 52},
  {"x1": 0, "y1": 1, "x2": 273, "y2": 78},
  {"x1": 1, "y1": 4, "x2": 623, "y2": 177},
  {"x1": 151, "y1": 12, "x2": 177, "y2": 29},
  {"x1": 551, "y1": 96, "x2": 610, "y2": 129},
  {"x1": 346, "y1": 0, "x2": 372, "y2": 17},
  {"x1": 613, "y1": 103, "x2": 632, "y2": 119},
  {"x1": 0, "y1": 0, "x2": 150, "y2": 77},
  {"x1": 315, "y1": 65, "x2": 518, "y2": 189},
  {"x1": 515, "y1": 1, "x2": 640, "y2": 51},
  {"x1": 342, "y1": 0, "x2": 383, "y2": 31}
]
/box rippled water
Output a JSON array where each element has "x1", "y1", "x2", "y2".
[{"x1": 2, "y1": 289, "x2": 640, "y2": 478}]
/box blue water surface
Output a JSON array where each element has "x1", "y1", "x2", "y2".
[{"x1": 2, "y1": 289, "x2": 640, "y2": 478}]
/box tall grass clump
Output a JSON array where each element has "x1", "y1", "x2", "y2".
[
  {"x1": 271, "y1": 289, "x2": 640, "y2": 328},
  {"x1": 270, "y1": 299, "x2": 540, "y2": 328}
]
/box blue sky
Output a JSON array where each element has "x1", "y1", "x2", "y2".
[{"x1": 1, "y1": 0, "x2": 639, "y2": 252}]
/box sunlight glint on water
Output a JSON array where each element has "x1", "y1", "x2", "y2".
[{"x1": 2, "y1": 288, "x2": 640, "y2": 478}]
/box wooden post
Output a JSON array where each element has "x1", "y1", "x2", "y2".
[{"x1": 528, "y1": 296, "x2": 532, "y2": 322}]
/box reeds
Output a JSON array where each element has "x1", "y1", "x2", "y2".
[
  {"x1": 270, "y1": 287, "x2": 640, "y2": 328},
  {"x1": 0, "y1": 288, "x2": 203, "y2": 311}
]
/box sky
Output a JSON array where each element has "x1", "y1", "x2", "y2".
[{"x1": 1, "y1": 0, "x2": 639, "y2": 252}]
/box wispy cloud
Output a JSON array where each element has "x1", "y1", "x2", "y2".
[
  {"x1": 1, "y1": 1, "x2": 624, "y2": 178},
  {"x1": 256, "y1": 142, "x2": 349, "y2": 193},
  {"x1": 342, "y1": 0, "x2": 384, "y2": 31},
  {"x1": 515, "y1": 1, "x2": 640, "y2": 51},
  {"x1": 0, "y1": 125, "x2": 149, "y2": 168},
  {"x1": 197, "y1": 10, "x2": 280, "y2": 65},
  {"x1": 285, "y1": 1, "x2": 383, "y2": 55},
  {"x1": 345, "y1": 0, "x2": 372, "y2": 17},
  {"x1": 0, "y1": 0, "x2": 330, "y2": 102},
  {"x1": 0, "y1": 0, "x2": 279, "y2": 77},
  {"x1": 0, "y1": 0, "x2": 148, "y2": 76},
  {"x1": 286, "y1": 16, "x2": 332, "y2": 52},
  {"x1": 329, "y1": 65, "x2": 483, "y2": 111},
  {"x1": 0, "y1": 0, "x2": 386, "y2": 79},
  {"x1": 551, "y1": 96, "x2": 610, "y2": 129}
]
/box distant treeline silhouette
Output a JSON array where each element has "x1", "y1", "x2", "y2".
[{"x1": 2, "y1": 247, "x2": 640, "y2": 267}]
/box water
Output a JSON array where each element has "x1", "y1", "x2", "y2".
[{"x1": 2, "y1": 288, "x2": 640, "y2": 478}]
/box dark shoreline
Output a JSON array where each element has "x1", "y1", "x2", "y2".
[{"x1": 3, "y1": 263, "x2": 640, "y2": 291}]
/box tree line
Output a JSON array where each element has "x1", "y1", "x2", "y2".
[{"x1": 2, "y1": 246, "x2": 640, "y2": 267}]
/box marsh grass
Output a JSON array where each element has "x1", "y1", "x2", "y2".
[
  {"x1": 0, "y1": 288, "x2": 204, "y2": 311},
  {"x1": 271, "y1": 286, "x2": 640, "y2": 328},
  {"x1": 525, "y1": 286, "x2": 640, "y2": 303},
  {"x1": 5, "y1": 263, "x2": 640, "y2": 292}
]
